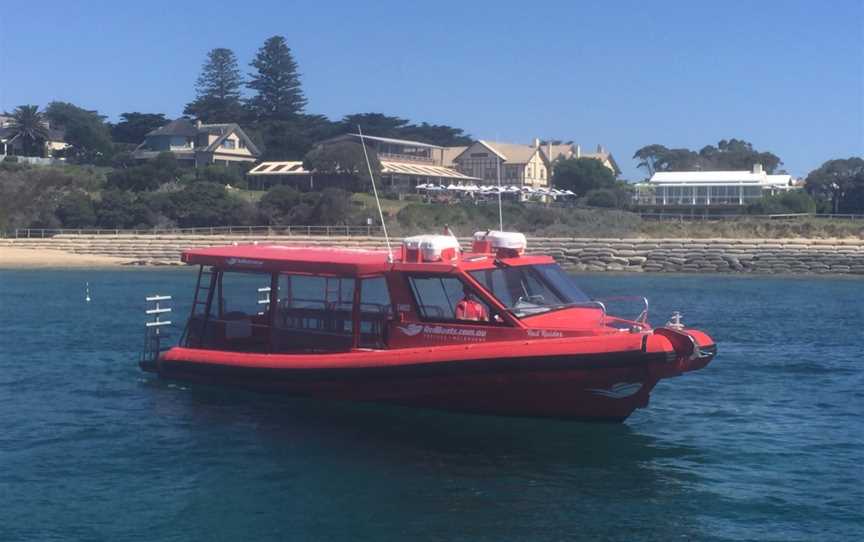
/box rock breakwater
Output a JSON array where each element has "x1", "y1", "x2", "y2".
[{"x1": 2, "y1": 235, "x2": 863, "y2": 275}]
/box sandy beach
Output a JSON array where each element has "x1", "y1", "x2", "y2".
[{"x1": 0, "y1": 247, "x2": 134, "y2": 268}]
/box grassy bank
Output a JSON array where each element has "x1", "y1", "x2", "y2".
[{"x1": 391, "y1": 202, "x2": 864, "y2": 239}]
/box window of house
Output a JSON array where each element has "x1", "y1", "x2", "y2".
[
  {"x1": 221, "y1": 139, "x2": 236, "y2": 149},
  {"x1": 238, "y1": 139, "x2": 246, "y2": 149}
]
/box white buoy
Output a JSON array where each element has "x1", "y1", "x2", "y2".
[{"x1": 85, "y1": 282, "x2": 91, "y2": 303}]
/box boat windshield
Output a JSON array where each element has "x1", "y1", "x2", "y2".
[{"x1": 468, "y1": 263, "x2": 591, "y2": 318}]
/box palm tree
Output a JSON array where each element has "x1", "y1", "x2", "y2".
[{"x1": 9, "y1": 105, "x2": 50, "y2": 157}]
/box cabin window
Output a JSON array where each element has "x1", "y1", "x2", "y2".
[
  {"x1": 358, "y1": 276, "x2": 393, "y2": 348},
  {"x1": 218, "y1": 271, "x2": 271, "y2": 317},
  {"x1": 407, "y1": 275, "x2": 492, "y2": 323},
  {"x1": 272, "y1": 274, "x2": 355, "y2": 352},
  {"x1": 469, "y1": 264, "x2": 589, "y2": 318},
  {"x1": 185, "y1": 270, "x2": 273, "y2": 352}
]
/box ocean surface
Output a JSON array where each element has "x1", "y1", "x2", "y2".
[{"x1": 0, "y1": 269, "x2": 861, "y2": 541}]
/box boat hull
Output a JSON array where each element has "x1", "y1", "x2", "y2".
[{"x1": 147, "y1": 345, "x2": 715, "y2": 421}]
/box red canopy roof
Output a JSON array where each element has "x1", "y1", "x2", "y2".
[
  {"x1": 182, "y1": 245, "x2": 394, "y2": 275},
  {"x1": 182, "y1": 244, "x2": 555, "y2": 275}
]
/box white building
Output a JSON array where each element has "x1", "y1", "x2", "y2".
[{"x1": 635, "y1": 164, "x2": 796, "y2": 207}]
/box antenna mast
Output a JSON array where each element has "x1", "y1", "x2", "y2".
[
  {"x1": 358, "y1": 125, "x2": 394, "y2": 262},
  {"x1": 496, "y1": 148, "x2": 503, "y2": 230}
]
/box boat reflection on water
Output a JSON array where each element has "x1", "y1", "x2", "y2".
[{"x1": 142, "y1": 379, "x2": 711, "y2": 540}]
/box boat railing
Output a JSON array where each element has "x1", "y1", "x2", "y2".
[
  {"x1": 592, "y1": 296, "x2": 650, "y2": 329},
  {"x1": 142, "y1": 295, "x2": 173, "y2": 366}
]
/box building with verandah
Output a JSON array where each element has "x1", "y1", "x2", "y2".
[{"x1": 634, "y1": 164, "x2": 796, "y2": 209}]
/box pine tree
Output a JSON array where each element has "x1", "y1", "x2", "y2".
[
  {"x1": 246, "y1": 36, "x2": 307, "y2": 121},
  {"x1": 184, "y1": 48, "x2": 244, "y2": 122}
]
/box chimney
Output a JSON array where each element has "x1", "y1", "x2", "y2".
[
  {"x1": 533, "y1": 137, "x2": 540, "y2": 148},
  {"x1": 597, "y1": 144, "x2": 603, "y2": 153},
  {"x1": 576, "y1": 144, "x2": 582, "y2": 158},
  {"x1": 753, "y1": 163, "x2": 763, "y2": 174}
]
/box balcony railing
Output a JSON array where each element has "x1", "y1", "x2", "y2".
[{"x1": 377, "y1": 152, "x2": 435, "y2": 164}]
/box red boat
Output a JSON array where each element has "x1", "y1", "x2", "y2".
[{"x1": 140, "y1": 231, "x2": 716, "y2": 421}]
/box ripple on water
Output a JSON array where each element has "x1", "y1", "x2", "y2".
[{"x1": 0, "y1": 270, "x2": 862, "y2": 542}]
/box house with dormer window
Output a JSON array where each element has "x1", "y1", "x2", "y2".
[
  {"x1": 132, "y1": 118, "x2": 260, "y2": 167},
  {"x1": 451, "y1": 140, "x2": 551, "y2": 187}
]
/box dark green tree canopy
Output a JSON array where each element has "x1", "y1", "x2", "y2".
[
  {"x1": 252, "y1": 114, "x2": 342, "y2": 161},
  {"x1": 391, "y1": 122, "x2": 472, "y2": 146},
  {"x1": 45, "y1": 101, "x2": 114, "y2": 164},
  {"x1": 339, "y1": 113, "x2": 409, "y2": 137},
  {"x1": 169, "y1": 182, "x2": 254, "y2": 227},
  {"x1": 246, "y1": 36, "x2": 307, "y2": 121},
  {"x1": 96, "y1": 190, "x2": 152, "y2": 229},
  {"x1": 633, "y1": 139, "x2": 782, "y2": 177},
  {"x1": 55, "y1": 191, "x2": 97, "y2": 228},
  {"x1": 805, "y1": 157, "x2": 864, "y2": 213},
  {"x1": 106, "y1": 152, "x2": 180, "y2": 191},
  {"x1": 552, "y1": 157, "x2": 617, "y2": 197},
  {"x1": 111, "y1": 112, "x2": 168, "y2": 144},
  {"x1": 8, "y1": 105, "x2": 50, "y2": 156},
  {"x1": 258, "y1": 185, "x2": 303, "y2": 224},
  {"x1": 303, "y1": 141, "x2": 381, "y2": 192},
  {"x1": 304, "y1": 141, "x2": 380, "y2": 175},
  {"x1": 338, "y1": 113, "x2": 473, "y2": 146},
  {"x1": 185, "y1": 48, "x2": 245, "y2": 122}
]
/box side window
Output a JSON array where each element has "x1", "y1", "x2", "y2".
[
  {"x1": 408, "y1": 276, "x2": 491, "y2": 322},
  {"x1": 359, "y1": 277, "x2": 392, "y2": 348},
  {"x1": 360, "y1": 277, "x2": 392, "y2": 316},
  {"x1": 275, "y1": 274, "x2": 354, "y2": 343},
  {"x1": 218, "y1": 271, "x2": 271, "y2": 317}
]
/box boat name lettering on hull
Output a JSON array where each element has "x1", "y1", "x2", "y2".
[
  {"x1": 527, "y1": 329, "x2": 563, "y2": 338},
  {"x1": 397, "y1": 324, "x2": 487, "y2": 341}
]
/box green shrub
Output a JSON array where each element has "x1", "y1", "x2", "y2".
[
  {"x1": 584, "y1": 189, "x2": 619, "y2": 208},
  {"x1": 169, "y1": 182, "x2": 255, "y2": 227},
  {"x1": 56, "y1": 191, "x2": 97, "y2": 228},
  {"x1": 747, "y1": 191, "x2": 817, "y2": 214}
]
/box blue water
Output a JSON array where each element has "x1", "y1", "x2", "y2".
[{"x1": 1, "y1": 269, "x2": 861, "y2": 541}]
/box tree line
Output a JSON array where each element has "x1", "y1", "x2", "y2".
[
  {"x1": 2, "y1": 32, "x2": 862, "y2": 230},
  {"x1": 3, "y1": 35, "x2": 472, "y2": 166}
]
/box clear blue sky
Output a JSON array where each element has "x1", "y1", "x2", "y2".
[{"x1": 1, "y1": 0, "x2": 862, "y2": 179}]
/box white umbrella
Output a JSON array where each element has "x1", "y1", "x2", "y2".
[{"x1": 446, "y1": 183, "x2": 459, "y2": 190}]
